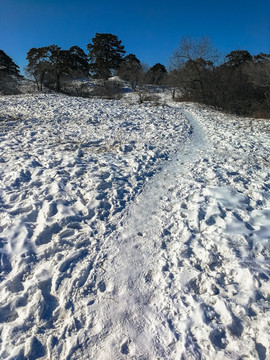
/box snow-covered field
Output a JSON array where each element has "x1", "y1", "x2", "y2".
[{"x1": 0, "y1": 93, "x2": 269, "y2": 359}]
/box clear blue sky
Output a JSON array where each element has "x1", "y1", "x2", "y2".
[{"x1": 1, "y1": 0, "x2": 270, "y2": 74}]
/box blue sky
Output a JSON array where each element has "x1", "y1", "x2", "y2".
[{"x1": 1, "y1": 0, "x2": 270, "y2": 73}]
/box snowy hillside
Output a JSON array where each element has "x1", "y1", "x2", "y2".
[{"x1": 0, "y1": 94, "x2": 269, "y2": 359}]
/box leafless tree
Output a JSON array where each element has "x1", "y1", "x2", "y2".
[{"x1": 169, "y1": 36, "x2": 221, "y2": 102}]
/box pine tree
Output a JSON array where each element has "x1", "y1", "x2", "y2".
[
  {"x1": 116, "y1": 54, "x2": 142, "y2": 90},
  {"x1": 26, "y1": 45, "x2": 89, "y2": 91},
  {"x1": 68, "y1": 46, "x2": 89, "y2": 77},
  {"x1": 146, "y1": 63, "x2": 167, "y2": 85},
  {"x1": 225, "y1": 50, "x2": 252, "y2": 67},
  {"x1": 87, "y1": 33, "x2": 126, "y2": 79},
  {"x1": 0, "y1": 50, "x2": 20, "y2": 76}
]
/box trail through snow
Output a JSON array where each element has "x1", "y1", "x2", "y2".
[
  {"x1": 87, "y1": 109, "x2": 208, "y2": 359},
  {"x1": 0, "y1": 94, "x2": 269, "y2": 360}
]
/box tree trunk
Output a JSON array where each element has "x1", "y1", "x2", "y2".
[{"x1": 56, "y1": 73, "x2": 61, "y2": 91}]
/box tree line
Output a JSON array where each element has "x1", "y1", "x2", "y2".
[
  {"x1": 169, "y1": 37, "x2": 270, "y2": 117},
  {"x1": 0, "y1": 33, "x2": 270, "y2": 117},
  {"x1": 24, "y1": 34, "x2": 167, "y2": 93}
]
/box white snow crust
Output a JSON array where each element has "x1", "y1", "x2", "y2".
[{"x1": 0, "y1": 94, "x2": 269, "y2": 359}]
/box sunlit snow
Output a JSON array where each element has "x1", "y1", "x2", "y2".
[{"x1": 0, "y1": 93, "x2": 269, "y2": 359}]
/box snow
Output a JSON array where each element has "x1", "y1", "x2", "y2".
[{"x1": 0, "y1": 93, "x2": 270, "y2": 359}]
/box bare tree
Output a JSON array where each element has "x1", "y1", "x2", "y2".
[
  {"x1": 246, "y1": 54, "x2": 270, "y2": 116},
  {"x1": 169, "y1": 37, "x2": 270, "y2": 117},
  {"x1": 169, "y1": 36, "x2": 220, "y2": 102},
  {"x1": 170, "y1": 36, "x2": 220, "y2": 68}
]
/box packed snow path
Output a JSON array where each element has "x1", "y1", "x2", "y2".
[{"x1": 0, "y1": 94, "x2": 269, "y2": 359}]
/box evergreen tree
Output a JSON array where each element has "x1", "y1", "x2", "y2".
[
  {"x1": 253, "y1": 52, "x2": 270, "y2": 64},
  {"x1": 26, "y1": 45, "x2": 89, "y2": 91},
  {"x1": 146, "y1": 63, "x2": 167, "y2": 85},
  {"x1": 117, "y1": 54, "x2": 142, "y2": 90},
  {"x1": 26, "y1": 46, "x2": 52, "y2": 91},
  {"x1": 122, "y1": 54, "x2": 141, "y2": 66},
  {"x1": 46, "y1": 45, "x2": 70, "y2": 91},
  {"x1": 225, "y1": 50, "x2": 252, "y2": 67},
  {"x1": 0, "y1": 50, "x2": 20, "y2": 76},
  {"x1": 68, "y1": 46, "x2": 89, "y2": 76},
  {"x1": 87, "y1": 33, "x2": 126, "y2": 79}
]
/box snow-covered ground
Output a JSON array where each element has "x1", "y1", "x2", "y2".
[{"x1": 0, "y1": 94, "x2": 269, "y2": 359}]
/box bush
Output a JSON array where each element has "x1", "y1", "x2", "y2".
[
  {"x1": 0, "y1": 74, "x2": 20, "y2": 95},
  {"x1": 91, "y1": 80, "x2": 123, "y2": 99}
]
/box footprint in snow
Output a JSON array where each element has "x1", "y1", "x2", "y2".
[
  {"x1": 121, "y1": 339, "x2": 132, "y2": 355},
  {"x1": 98, "y1": 280, "x2": 106, "y2": 293},
  {"x1": 35, "y1": 223, "x2": 62, "y2": 245},
  {"x1": 47, "y1": 202, "x2": 58, "y2": 217}
]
